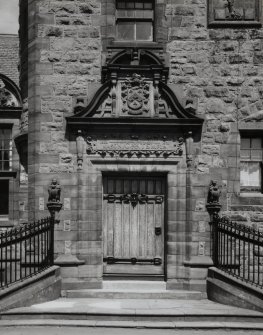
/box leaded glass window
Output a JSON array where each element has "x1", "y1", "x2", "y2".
[
  {"x1": 240, "y1": 137, "x2": 263, "y2": 192},
  {"x1": 0, "y1": 127, "x2": 12, "y2": 171},
  {"x1": 116, "y1": 0, "x2": 154, "y2": 41}
]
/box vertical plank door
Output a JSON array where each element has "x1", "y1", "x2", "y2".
[{"x1": 103, "y1": 175, "x2": 165, "y2": 278}]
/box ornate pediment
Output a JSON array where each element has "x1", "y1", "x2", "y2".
[
  {"x1": 67, "y1": 49, "x2": 203, "y2": 129},
  {"x1": 69, "y1": 75, "x2": 200, "y2": 120}
]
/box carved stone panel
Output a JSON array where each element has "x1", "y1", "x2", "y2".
[
  {"x1": 86, "y1": 133, "x2": 184, "y2": 158},
  {"x1": 0, "y1": 79, "x2": 19, "y2": 107},
  {"x1": 208, "y1": 0, "x2": 261, "y2": 27}
]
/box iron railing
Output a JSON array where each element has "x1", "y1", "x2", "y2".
[
  {"x1": 211, "y1": 215, "x2": 263, "y2": 288},
  {"x1": 0, "y1": 217, "x2": 54, "y2": 289}
]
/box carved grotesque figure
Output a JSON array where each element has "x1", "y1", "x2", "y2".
[
  {"x1": 48, "y1": 179, "x2": 61, "y2": 203},
  {"x1": 207, "y1": 180, "x2": 221, "y2": 204}
]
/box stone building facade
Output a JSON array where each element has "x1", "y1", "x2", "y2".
[
  {"x1": 3, "y1": 0, "x2": 263, "y2": 290},
  {"x1": 0, "y1": 33, "x2": 25, "y2": 228}
]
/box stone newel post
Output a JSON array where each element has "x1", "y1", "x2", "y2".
[
  {"x1": 206, "y1": 180, "x2": 222, "y2": 266},
  {"x1": 46, "y1": 179, "x2": 84, "y2": 268}
]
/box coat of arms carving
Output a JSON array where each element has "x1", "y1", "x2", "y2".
[{"x1": 121, "y1": 74, "x2": 150, "y2": 116}]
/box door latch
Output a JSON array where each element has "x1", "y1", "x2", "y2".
[{"x1": 155, "y1": 227, "x2": 162, "y2": 235}]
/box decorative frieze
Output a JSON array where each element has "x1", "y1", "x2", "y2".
[{"x1": 86, "y1": 133, "x2": 184, "y2": 158}]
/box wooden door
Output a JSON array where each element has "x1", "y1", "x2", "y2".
[{"x1": 103, "y1": 175, "x2": 165, "y2": 278}]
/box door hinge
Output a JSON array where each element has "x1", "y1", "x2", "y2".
[{"x1": 103, "y1": 257, "x2": 162, "y2": 265}]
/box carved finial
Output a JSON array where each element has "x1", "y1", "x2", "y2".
[
  {"x1": 74, "y1": 97, "x2": 85, "y2": 114},
  {"x1": 207, "y1": 180, "x2": 221, "y2": 205},
  {"x1": 48, "y1": 179, "x2": 61, "y2": 203}
]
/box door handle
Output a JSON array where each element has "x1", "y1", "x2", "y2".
[{"x1": 155, "y1": 227, "x2": 162, "y2": 235}]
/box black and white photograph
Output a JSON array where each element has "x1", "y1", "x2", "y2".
[{"x1": 0, "y1": 1, "x2": 263, "y2": 334}]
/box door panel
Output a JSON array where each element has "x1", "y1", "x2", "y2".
[{"x1": 103, "y1": 175, "x2": 165, "y2": 277}]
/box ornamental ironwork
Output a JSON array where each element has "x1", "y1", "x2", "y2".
[
  {"x1": 121, "y1": 193, "x2": 148, "y2": 207},
  {"x1": 104, "y1": 193, "x2": 164, "y2": 207}
]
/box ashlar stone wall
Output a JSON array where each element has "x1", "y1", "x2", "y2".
[{"x1": 166, "y1": 0, "x2": 263, "y2": 230}]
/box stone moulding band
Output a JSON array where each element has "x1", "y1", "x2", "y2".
[{"x1": 86, "y1": 149, "x2": 183, "y2": 158}]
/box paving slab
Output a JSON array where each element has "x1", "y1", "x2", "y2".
[{"x1": 1, "y1": 326, "x2": 263, "y2": 335}]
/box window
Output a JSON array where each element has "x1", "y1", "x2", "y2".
[
  {"x1": 0, "y1": 180, "x2": 9, "y2": 215},
  {"x1": 116, "y1": 0, "x2": 154, "y2": 41},
  {"x1": 240, "y1": 137, "x2": 263, "y2": 192},
  {"x1": 0, "y1": 127, "x2": 12, "y2": 171}
]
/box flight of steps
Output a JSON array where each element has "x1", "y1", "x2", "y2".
[{"x1": 1, "y1": 281, "x2": 263, "y2": 331}]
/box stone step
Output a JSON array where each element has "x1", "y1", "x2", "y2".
[
  {"x1": 1, "y1": 319, "x2": 263, "y2": 331},
  {"x1": 65, "y1": 289, "x2": 206, "y2": 300},
  {"x1": 102, "y1": 280, "x2": 167, "y2": 290},
  {"x1": 64, "y1": 280, "x2": 206, "y2": 299},
  {"x1": 2, "y1": 298, "x2": 263, "y2": 325}
]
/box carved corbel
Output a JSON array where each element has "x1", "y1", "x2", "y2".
[
  {"x1": 185, "y1": 131, "x2": 193, "y2": 168},
  {"x1": 76, "y1": 130, "x2": 85, "y2": 170},
  {"x1": 153, "y1": 73, "x2": 160, "y2": 117}
]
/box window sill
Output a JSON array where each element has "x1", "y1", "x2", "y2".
[
  {"x1": 239, "y1": 192, "x2": 263, "y2": 198},
  {"x1": 0, "y1": 171, "x2": 17, "y2": 177},
  {"x1": 109, "y1": 41, "x2": 163, "y2": 49}
]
